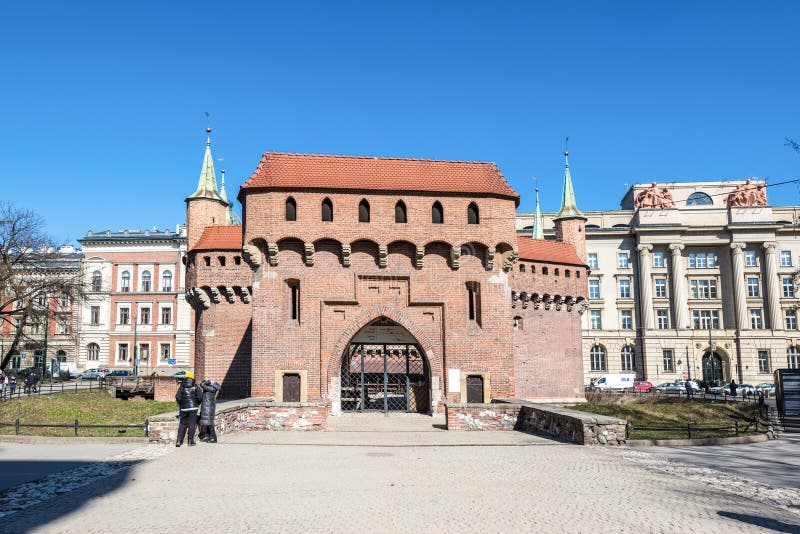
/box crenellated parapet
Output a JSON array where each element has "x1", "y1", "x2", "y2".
[{"x1": 186, "y1": 285, "x2": 254, "y2": 310}]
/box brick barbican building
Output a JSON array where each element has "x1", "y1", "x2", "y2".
[{"x1": 184, "y1": 130, "x2": 589, "y2": 413}]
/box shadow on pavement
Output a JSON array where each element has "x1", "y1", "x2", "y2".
[
  {"x1": 718, "y1": 511, "x2": 800, "y2": 532},
  {"x1": 0, "y1": 459, "x2": 139, "y2": 530}
]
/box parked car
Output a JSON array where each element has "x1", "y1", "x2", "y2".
[
  {"x1": 653, "y1": 382, "x2": 684, "y2": 394},
  {"x1": 684, "y1": 380, "x2": 701, "y2": 392},
  {"x1": 633, "y1": 381, "x2": 653, "y2": 392},
  {"x1": 756, "y1": 383, "x2": 775, "y2": 396},
  {"x1": 738, "y1": 384, "x2": 757, "y2": 396},
  {"x1": 171, "y1": 370, "x2": 188, "y2": 380},
  {"x1": 77, "y1": 368, "x2": 110, "y2": 380},
  {"x1": 104, "y1": 370, "x2": 132, "y2": 378},
  {"x1": 708, "y1": 383, "x2": 729, "y2": 395}
]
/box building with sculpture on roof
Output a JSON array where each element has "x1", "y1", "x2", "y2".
[
  {"x1": 183, "y1": 130, "x2": 589, "y2": 412},
  {"x1": 517, "y1": 179, "x2": 800, "y2": 386}
]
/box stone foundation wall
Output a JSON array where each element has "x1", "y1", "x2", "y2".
[
  {"x1": 444, "y1": 403, "x2": 520, "y2": 430},
  {"x1": 445, "y1": 400, "x2": 627, "y2": 446},
  {"x1": 147, "y1": 399, "x2": 328, "y2": 443}
]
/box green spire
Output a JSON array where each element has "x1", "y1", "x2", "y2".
[
  {"x1": 219, "y1": 169, "x2": 239, "y2": 225},
  {"x1": 553, "y1": 150, "x2": 585, "y2": 220},
  {"x1": 532, "y1": 185, "x2": 545, "y2": 239},
  {"x1": 187, "y1": 128, "x2": 223, "y2": 201}
]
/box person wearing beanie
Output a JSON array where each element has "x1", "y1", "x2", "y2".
[
  {"x1": 175, "y1": 371, "x2": 202, "y2": 447},
  {"x1": 198, "y1": 379, "x2": 222, "y2": 443}
]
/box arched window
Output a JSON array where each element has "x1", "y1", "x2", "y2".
[
  {"x1": 86, "y1": 343, "x2": 100, "y2": 361},
  {"x1": 395, "y1": 201, "x2": 407, "y2": 223},
  {"x1": 467, "y1": 202, "x2": 479, "y2": 224},
  {"x1": 686, "y1": 192, "x2": 713, "y2": 206},
  {"x1": 321, "y1": 198, "x2": 333, "y2": 222},
  {"x1": 141, "y1": 270, "x2": 152, "y2": 292},
  {"x1": 621, "y1": 345, "x2": 636, "y2": 371},
  {"x1": 162, "y1": 270, "x2": 173, "y2": 292},
  {"x1": 432, "y1": 201, "x2": 444, "y2": 224},
  {"x1": 358, "y1": 199, "x2": 370, "y2": 223},
  {"x1": 91, "y1": 270, "x2": 102, "y2": 292},
  {"x1": 590, "y1": 345, "x2": 606, "y2": 371},
  {"x1": 285, "y1": 197, "x2": 297, "y2": 221},
  {"x1": 121, "y1": 271, "x2": 131, "y2": 292},
  {"x1": 788, "y1": 346, "x2": 800, "y2": 369}
]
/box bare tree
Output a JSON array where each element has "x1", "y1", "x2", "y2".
[
  {"x1": 787, "y1": 137, "x2": 800, "y2": 153},
  {"x1": 0, "y1": 203, "x2": 85, "y2": 371}
]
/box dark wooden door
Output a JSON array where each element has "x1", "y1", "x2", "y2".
[
  {"x1": 283, "y1": 374, "x2": 301, "y2": 402},
  {"x1": 466, "y1": 376, "x2": 483, "y2": 404}
]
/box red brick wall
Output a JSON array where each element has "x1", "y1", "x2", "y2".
[{"x1": 186, "y1": 198, "x2": 228, "y2": 251}]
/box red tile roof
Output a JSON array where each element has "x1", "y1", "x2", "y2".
[
  {"x1": 193, "y1": 226, "x2": 242, "y2": 251},
  {"x1": 517, "y1": 237, "x2": 585, "y2": 266},
  {"x1": 240, "y1": 152, "x2": 519, "y2": 202}
]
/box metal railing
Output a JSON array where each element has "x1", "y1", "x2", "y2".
[
  {"x1": 0, "y1": 418, "x2": 148, "y2": 437},
  {"x1": 0, "y1": 379, "x2": 108, "y2": 402},
  {"x1": 627, "y1": 415, "x2": 761, "y2": 440},
  {"x1": 585, "y1": 388, "x2": 767, "y2": 404}
]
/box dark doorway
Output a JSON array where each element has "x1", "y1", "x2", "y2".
[
  {"x1": 283, "y1": 373, "x2": 301, "y2": 402},
  {"x1": 341, "y1": 343, "x2": 429, "y2": 413},
  {"x1": 702, "y1": 352, "x2": 724, "y2": 385},
  {"x1": 466, "y1": 375, "x2": 484, "y2": 403}
]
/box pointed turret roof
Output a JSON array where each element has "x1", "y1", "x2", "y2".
[
  {"x1": 187, "y1": 128, "x2": 224, "y2": 202},
  {"x1": 219, "y1": 169, "x2": 241, "y2": 225},
  {"x1": 532, "y1": 186, "x2": 544, "y2": 239},
  {"x1": 553, "y1": 151, "x2": 586, "y2": 220}
]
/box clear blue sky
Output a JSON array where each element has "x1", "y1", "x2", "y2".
[{"x1": 2, "y1": 1, "x2": 799, "y2": 245}]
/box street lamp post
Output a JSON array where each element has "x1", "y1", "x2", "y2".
[{"x1": 132, "y1": 318, "x2": 139, "y2": 376}]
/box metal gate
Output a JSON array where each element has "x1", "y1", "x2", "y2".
[{"x1": 340, "y1": 343, "x2": 429, "y2": 413}]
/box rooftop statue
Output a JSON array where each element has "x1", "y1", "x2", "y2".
[
  {"x1": 726, "y1": 179, "x2": 767, "y2": 207},
  {"x1": 635, "y1": 182, "x2": 676, "y2": 209}
]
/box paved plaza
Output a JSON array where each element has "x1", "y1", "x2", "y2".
[{"x1": 1, "y1": 416, "x2": 799, "y2": 533}]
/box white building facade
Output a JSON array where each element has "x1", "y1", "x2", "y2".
[
  {"x1": 77, "y1": 226, "x2": 194, "y2": 372},
  {"x1": 518, "y1": 180, "x2": 800, "y2": 386}
]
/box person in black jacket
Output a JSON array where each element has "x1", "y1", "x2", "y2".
[
  {"x1": 198, "y1": 379, "x2": 221, "y2": 443},
  {"x1": 175, "y1": 371, "x2": 203, "y2": 447}
]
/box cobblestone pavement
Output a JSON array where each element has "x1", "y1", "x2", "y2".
[{"x1": 4, "y1": 424, "x2": 800, "y2": 533}]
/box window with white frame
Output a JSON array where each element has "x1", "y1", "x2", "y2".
[
  {"x1": 160, "y1": 343, "x2": 171, "y2": 360},
  {"x1": 139, "y1": 343, "x2": 150, "y2": 361},
  {"x1": 788, "y1": 347, "x2": 800, "y2": 369},
  {"x1": 160, "y1": 306, "x2": 172, "y2": 325},
  {"x1": 656, "y1": 309, "x2": 670, "y2": 329},
  {"x1": 140, "y1": 306, "x2": 150, "y2": 325},
  {"x1": 617, "y1": 252, "x2": 630, "y2": 269},
  {"x1": 587, "y1": 253, "x2": 598, "y2": 270},
  {"x1": 745, "y1": 250, "x2": 757, "y2": 267},
  {"x1": 91, "y1": 270, "x2": 102, "y2": 292},
  {"x1": 90, "y1": 306, "x2": 100, "y2": 325},
  {"x1": 162, "y1": 270, "x2": 173, "y2": 292},
  {"x1": 590, "y1": 345, "x2": 606, "y2": 371},
  {"x1": 119, "y1": 307, "x2": 130, "y2": 325},
  {"x1": 589, "y1": 310, "x2": 602, "y2": 329},
  {"x1": 86, "y1": 343, "x2": 100, "y2": 361},
  {"x1": 620, "y1": 310, "x2": 633, "y2": 330},
  {"x1": 690, "y1": 279, "x2": 718, "y2": 299},
  {"x1": 60, "y1": 293, "x2": 70, "y2": 308},
  {"x1": 652, "y1": 252, "x2": 665, "y2": 268},
  {"x1": 57, "y1": 316, "x2": 69, "y2": 334},
  {"x1": 588, "y1": 279, "x2": 600, "y2": 299},
  {"x1": 141, "y1": 270, "x2": 152, "y2": 292},
  {"x1": 618, "y1": 279, "x2": 631, "y2": 298},
  {"x1": 621, "y1": 345, "x2": 635, "y2": 371},
  {"x1": 117, "y1": 343, "x2": 129, "y2": 362},
  {"x1": 747, "y1": 277, "x2": 760, "y2": 297},
  {"x1": 121, "y1": 271, "x2": 131, "y2": 292},
  {"x1": 785, "y1": 309, "x2": 798, "y2": 330},
  {"x1": 688, "y1": 252, "x2": 717, "y2": 269},
  {"x1": 750, "y1": 309, "x2": 763, "y2": 329},
  {"x1": 654, "y1": 278, "x2": 667, "y2": 298},
  {"x1": 662, "y1": 349, "x2": 674, "y2": 372},
  {"x1": 781, "y1": 250, "x2": 793, "y2": 267},
  {"x1": 692, "y1": 309, "x2": 720, "y2": 329},
  {"x1": 758, "y1": 350, "x2": 770, "y2": 373},
  {"x1": 783, "y1": 277, "x2": 795, "y2": 298}
]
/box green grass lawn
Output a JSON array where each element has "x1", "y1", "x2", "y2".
[
  {"x1": 0, "y1": 391, "x2": 175, "y2": 437},
  {"x1": 571, "y1": 396, "x2": 763, "y2": 440}
]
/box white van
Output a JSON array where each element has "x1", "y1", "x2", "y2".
[
  {"x1": 59, "y1": 362, "x2": 78, "y2": 379},
  {"x1": 592, "y1": 374, "x2": 636, "y2": 391}
]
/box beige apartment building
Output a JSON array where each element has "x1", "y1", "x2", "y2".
[{"x1": 518, "y1": 180, "x2": 800, "y2": 386}]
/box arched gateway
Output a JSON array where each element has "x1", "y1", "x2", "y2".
[
  {"x1": 702, "y1": 351, "x2": 725, "y2": 384},
  {"x1": 340, "y1": 317, "x2": 430, "y2": 413}
]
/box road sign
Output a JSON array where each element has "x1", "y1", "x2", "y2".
[
  {"x1": 21, "y1": 354, "x2": 26, "y2": 360},
  {"x1": 167, "y1": 358, "x2": 176, "y2": 365}
]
